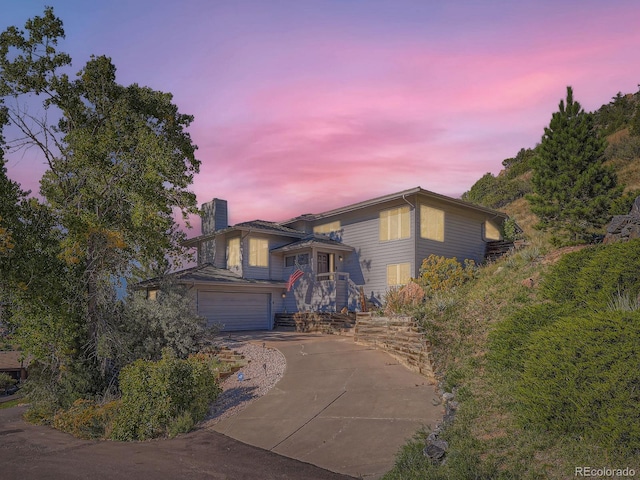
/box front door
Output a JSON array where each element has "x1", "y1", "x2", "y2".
[{"x1": 317, "y1": 253, "x2": 329, "y2": 274}]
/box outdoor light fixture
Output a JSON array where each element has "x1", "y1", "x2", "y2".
[
  {"x1": 338, "y1": 255, "x2": 343, "y2": 261},
  {"x1": 281, "y1": 292, "x2": 286, "y2": 299}
]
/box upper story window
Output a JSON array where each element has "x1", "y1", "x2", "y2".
[
  {"x1": 484, "y1": 220, "x2": 501, "y2": 241},
  {"x1": 420, "y1": 205, "x2": 445, "y2": 242},
  {"x1": 314, "y1": 221, "x2": 341, "y2": 235},
  {"x1": 227, "y1": 237, "x2": 240, "y2": 267},
  {"x1": 380, "y1": 206, "x2": 410, "y2": 241},
  {"x1": 249, "y1": 238, "x2": 269, "y2": 267},
  {"x1": 387, "y1": 263, "x2": 411, "y2": 286}
]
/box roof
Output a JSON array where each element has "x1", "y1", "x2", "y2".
[
  {"x1": 280, "y1": 186, "x2": 508, "y2": 224},
  {"x1": 138, "y1": 263, "x2": 286, "y2": 288},
  {"x1": 183, "y1": 220, "x2": 305, "y2": 247},
  {"x1": 0, "y1": 351, "x2": 29, "y2": 371},
  {"x1": 270, "y1": 235, "x2": 355, "y2": 254}
]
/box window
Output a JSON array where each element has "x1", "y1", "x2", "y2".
[
  {"x1": 298, "y1": 253, "x2": 309, "y2": 265},
  {"x1": 484, "y1": 220, "x2": 501, "y2": 241},
  {"x1": 380, "y1": 206, "x2": 410, "y2": 241},
  {"x1": 314, "y1": 221, "x2": 341, "y2": 235},
  {"x1": 420, "y1": 205, "x2": 444, "y2": 242},
  {"x1": 227, "y1": 237, "x2": 240, "y2": 267},
  {"x1": 249, "y1": 238, "x2": 269, "y2": 267},
  {"x1": 147, "y1": 289, "x2": 158, "y2": 301},
  {"x1": 387, "y1": 263, "x2": 411, "y2": 286},
  {"x1": 285, "y1": 255, "x2": 295, "y2": 267}
]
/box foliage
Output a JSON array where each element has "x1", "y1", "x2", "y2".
[
  {"x1": 541, "y1": 241, "x2": 640, "y2": 310},
  {"x1": 518, "y1": 311, "x2": 640, "y2": 452},
  {"x1": 0, "y1": 372, "x2": 16, "y2": 389},
  {"x1": 98, "y1": 283, "x2": 216, "y2": 372},
  {"x1": 593, "y1": 91, "x2": 639, "y2": 136},
  {"x1": 416, "y1": 255, "x2": 477, "y2": 294},
  {"x1": 604, "y1": 131, "x2": 640, "y2": 163},
  {"x1": 528, "y1": 86, "x2": 622, "y2": 243},
  {"x1": 52, "y1": 398, "x2": 119, "y2": 439},
  {"x1": 461, "y1": 172, "x2": 531, "y2": 210},
  {"x1": 110, "y1": 349, "x2": 220, "y2": 441},
  {"x1": 383, "y1": 282, "x2": 425, "y2": 315},
  {"x1": 462, "y1": 148, "x2": 535, "y2": 210},
  {"x1": 488, "y1": 304, "x2": 564, "y2": 374},
  {"x1": 0, "y1": 7, "x2": 201, "y2": 407}
]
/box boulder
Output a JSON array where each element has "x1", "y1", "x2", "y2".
[{"x1": 603, "y1": 196, "x2": 640, "y2": 244}]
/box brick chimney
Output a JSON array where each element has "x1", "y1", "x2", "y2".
[{"x1": 201, "y1": 198, "x2": 228, "y2": 235}]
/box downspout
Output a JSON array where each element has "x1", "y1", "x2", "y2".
[{"x1": 403, "y1": 194, "x2": 418, "y2": 278}]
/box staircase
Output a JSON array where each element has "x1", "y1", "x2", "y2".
[{"x1": 485, "y1": 240, "x2": 514, "y2": 262}]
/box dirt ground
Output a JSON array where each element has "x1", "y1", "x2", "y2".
[{"x1": 0, "y1": 405, "x2": 355, "y2": 480}]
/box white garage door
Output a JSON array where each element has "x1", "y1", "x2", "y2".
[{"x1": 199, "y1": 291, "x2": 271, "y2": 331}]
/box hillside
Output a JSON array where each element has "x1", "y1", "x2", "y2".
[
  {"x1": 383, "y1": 90, "x2": 640, "y2": 479},
  {"x1": 462, "y1": 88, "x2": 640, "y2": 238}
]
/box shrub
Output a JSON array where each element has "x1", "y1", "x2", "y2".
[
  {"x1": 383, "y1": 282, "x2": 425, "y2": 315},
  {"x1": 542, "y1": 241, "x2": 640, "y2": 309},
  {"x1": 488, "y1": 303, "x2": 569, "y2": 373},
  {"x1": 52, "y1": 399, "x2": 119, "y2": 439},
  {"x1": 416, "y1": 255, "x2": 477, "y2": 294},
  {"x1": 517, "y1": 311, "x2": 640, "y2": 452},
  {"x1": 110, "y1": 349, "x2": 220, "y2": 441},
  {"x1": 0, "y1": 372, "x2": 16, "y2": 390},
  {"x1": 540, "y1": 246, "x2": 597, "y2": 304}
]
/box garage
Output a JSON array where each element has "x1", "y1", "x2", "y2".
[{"x1": 198, "y1": 291, "x2": 272, "y2": 331}]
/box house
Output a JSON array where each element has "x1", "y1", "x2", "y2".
[{"x1": 150, "y1": 187, "x2": 509, "y2": 331}]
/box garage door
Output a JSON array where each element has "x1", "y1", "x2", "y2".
[{"x1": 198, "y1": 291, "x2": 271, "y2": 331}]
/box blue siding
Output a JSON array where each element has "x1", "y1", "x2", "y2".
[
  {"x1": 415, "y1": 200, "x2": 489, "y2": 271},
  {"x1": 312, "y1": 200, "x2": 416, "y2": 307}
]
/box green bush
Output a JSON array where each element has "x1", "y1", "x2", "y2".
[
  {"x1": 52, "y1": 399, "x2": 119, "y2": 439},
  {"x1": 416, "y1": 255, "x2": 477, "y2": 294},
  {"x1": 488, "y1": 303, "x2": 569, "y2": 373},
  {"x1": 517, "y1": 311, "x2": 640, "y2": 452},
  {"x1": 542, "y1": 241, "x2": 640, "y2": 309},
  {"x1": 110, "y1": 349, "x2": 220, "y2": 441},
  {"x1": 0, "y1": 372, "x2": 16, "y2": 389}
]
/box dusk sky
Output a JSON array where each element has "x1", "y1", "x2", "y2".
[{"x1": 3, "y1": 1, "x2": 640, "y2": 229}]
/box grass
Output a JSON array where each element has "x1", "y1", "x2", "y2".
[
  {"x1": 0, "y1": 397, "x2": 24, "y2": 409},
  {"x1": 384, "y1": 244, "x2": 640, "y2": 479}
]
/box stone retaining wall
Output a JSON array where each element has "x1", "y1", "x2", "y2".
[
  {"x1": 275, "y1": 312, "x2": 355, "y2": 334},
  {"x1": 354, "y1": 313, "x2": 435, "y2": 382}
]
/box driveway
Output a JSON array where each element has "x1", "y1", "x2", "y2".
[
  {"x1": 0, "y1": 405, "x2": 353, "y2": 480},
  {"x1": 210, "y1": 332, "x2": 442, "y2": 479}
]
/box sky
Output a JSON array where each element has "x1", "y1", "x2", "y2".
[{"x1": 2, "y1": 0, "x2": 640, "y2": 231}]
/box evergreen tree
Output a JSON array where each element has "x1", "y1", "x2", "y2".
[{"x1": 528, "y1": 86, "x2": 621, "y2": 243}]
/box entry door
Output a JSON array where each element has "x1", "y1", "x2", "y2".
[{"x1": 317, "y1": 253, "x2": 329, "y2": 274}]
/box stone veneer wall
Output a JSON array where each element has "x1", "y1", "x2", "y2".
[{"x1": 354, "y1": 313, "x2": 435, "y2": 382}]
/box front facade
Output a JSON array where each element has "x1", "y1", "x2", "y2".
[{"x1": 169, "y1": 187, "x2": 508, "y2": 331}]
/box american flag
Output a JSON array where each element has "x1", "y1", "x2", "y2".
[{"x1": 286, "y1": 269, "x2": 304, "y2": 291}]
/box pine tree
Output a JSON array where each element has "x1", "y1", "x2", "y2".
[{"x1": 528, "y1": 86, "x2": 621, "y2": 243}]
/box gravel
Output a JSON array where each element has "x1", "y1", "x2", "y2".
[{"x1": 202, "y1": 340, "x2": 286, "y2": 427}]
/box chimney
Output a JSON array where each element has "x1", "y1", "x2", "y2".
[{"x1": 201, "y1": 198, "x2": 228, "y2": 235}]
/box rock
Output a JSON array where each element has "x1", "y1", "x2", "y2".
[
  {"x1": 521, "y1": 278, "x2": 534, "y2": 288},
  {"x1": 423, "y1": 439, "x2": 448, "y2": 462},
  {"x1": 442, "y1": 392, "x2": 455, "y2": 402},
  {"x1": 604, "y1": 196, "x2": 640, "y2": 244}
]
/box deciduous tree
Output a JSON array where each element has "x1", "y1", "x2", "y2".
[{"x1": 0, "y1": 8, "x2": 201, "y2": 401}]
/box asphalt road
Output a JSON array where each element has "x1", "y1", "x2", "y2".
[{"x1": 0, "y1": 405, "x2": 355, "y2": 480}]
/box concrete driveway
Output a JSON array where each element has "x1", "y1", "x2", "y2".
[{"x1": 211, "y1": 332, "x2": 442, "y2": 479}]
